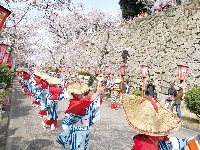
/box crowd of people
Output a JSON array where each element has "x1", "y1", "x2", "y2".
[{"x1": 15, "y1": 68, "x2": 199, "y2": 150}]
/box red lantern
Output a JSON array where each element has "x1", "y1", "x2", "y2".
[
  {"x1": 120, "y1": 66, "x2": 125, "y2": 76},
  {"x1": 85, "y1": 67, "x2": 90, "y2": 73},
  {"x1": 0, "y1": 5, "x2": 11, "y2": 32},
  {"x1": 141, "y1": 66, "x2": 149, "y2": 78},
  {"x1": 0, "y1": 44, "x2": 8, "y2": 64},
  {"x1": 95, "y1": 67, "x2": 100, "y2": 75},
  {"x1": 59, "y1": 67, "x2": 62, "y2": 72},
  {"x1": 178, "y1": 65, "x2": 189, "y2": 80},
  {"x1": 2, "y1": 53, "x2": 9, "y2": 64},
  {"x1": 68, "y1": 67, "x2": 71, "y2": 73},
  {"x1": 105, "y1": 66, "x2": 112, "y2": 75},
  {"x1": 63, "y1": 67, "x2": 66, "y2": 72},
  {"x1": 78, "y1": 67, "x2": 82, "y2": 73}
]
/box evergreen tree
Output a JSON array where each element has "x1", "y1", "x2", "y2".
[{"x1": 119, "y1": 0, "x2": 145, "y2": 20}]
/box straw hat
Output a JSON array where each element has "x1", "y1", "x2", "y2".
[
  {"x1": 121, "y1": 94, "x2": 182, "y2": 136},
  {"x1": 78, "y1": 75, "x2": 84, "y2": 79},
  {"x1": 34, "y1": 70, "x2": 42, "y2": 77},
  {"x1": 114, "y1": 79, "x2": 121, "y2": 84},
  {"x1": 40, "y1": 73, "x2": 50, "y2": 80},
  {"x1": 84, "y1": 76, "x2": 90, "y2": 80},
  {"x1": 96, "y1": 77, "x2": 104, "y2": 81},
  {"x1": 67, "y1": 82, "x2": 90, "y2": 94},
  {"x1": 46, "y1": 77, "x2": 61, "y2": 85}
]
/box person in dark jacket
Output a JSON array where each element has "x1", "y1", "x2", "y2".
[
  {"x1": 145, "y1": 78, "x2": 156, "y2": 98},
  {"x1": 165, "y1": 82, "x2": 177, "y2": 110}
]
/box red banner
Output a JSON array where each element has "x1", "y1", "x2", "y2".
[
  {"x1": 0, "y1": 5, "x2": 11, "y2": 32},
  {"x1": 105, "y1": 66, "x2": 111, "y2": 75},
  {"x1": 2, "y1": 53, "x2": 9, "y2": 64},
  {"x1": 0, "y1": 44, "x2": 8, "y2": 64},
  {"x1": 141, "y1": 66, "x2": 149, "y2": 77},
  {"x1": 178, "y1": 65, "x2": 189, "y2": 80},
  {"x1": 95, "y1": 67, "x2": 100, "y2": 75},
  {"x1": 68, "y1": 67, "x2": 71, "y2": 73},
  {"x1": 78, "y1": 67, "x2": 82, "y2": 73},
  {"x1": 120, "y1": 66, "x2": 125, "y2": 76},
  {"x1": 85, "y1": 67, "x2": 90, "y2": 73}
]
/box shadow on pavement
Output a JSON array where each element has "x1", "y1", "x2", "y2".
[{"x1": 25, "y1": 139, "x2": 53, "y2": 150}]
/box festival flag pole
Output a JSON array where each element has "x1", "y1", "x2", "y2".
[{"x1": 141, "y1": 65, "x2": 149, "y2": 98}]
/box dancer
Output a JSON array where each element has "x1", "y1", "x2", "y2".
[
  {"x1": 56, "y1": 82, "x2": 109, "y2": 149},
  {"x1": 122, "y1": 94, "x2": 200, "y2": 150}
]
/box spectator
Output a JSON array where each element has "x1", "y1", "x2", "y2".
[
  {"x1": 124, "y1": 79, "x2": 130, "y2": 94},
  {"x1": 171, "y1": 84, "x2": 183, "y2": 119},
  {"x1": 165, "y1": 82, "x2": 177, "y2": 110},
  {"x1": 145, "y1": 78, "x2": 156, "y2": 98}
]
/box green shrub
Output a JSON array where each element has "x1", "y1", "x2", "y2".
[
  {"x1": 0, "y1": 64, "x2": 15, "y2": 87},
  {"x1": 78, "y1": 71, "x2": 94, "y2": 86},
  {"x1": 0, "y1": 90, "x2": 8, "y2": 106},
  {"x1": 184, "y1": 86, "x2": 200, "y2": 116},
  {"x1": 130, "y1": 87, "x2": 142, "y2": 97}
]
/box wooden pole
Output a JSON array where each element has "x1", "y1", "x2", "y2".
[{"x1": 142, "y1": 77, "x2": 144, "y2": 98}]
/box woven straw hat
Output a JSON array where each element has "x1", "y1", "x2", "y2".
[
  {"x1": 96, "y1": 77, "x2": 104, "y2": 81},
  {"x1": 84, "y1": 76, "x2": 90, "y2": 80},
  {"x1": 67, "y1": 82, "x2": 90, "y2": 94},
  {"x1": 71, "y1": 74, "x2": 76, "y2": 78},
  {"x1": 114, "y1": 79, "x2": 121, "y2": 84},
  {"x1": 78, "y1": 75, "x2": 84, "y2": 79},
  {"x1": 34, "y1": 70, "x2": 42, "y2": 77},
  {"x1": 46, "y1": 77, "x2": 61, "y2": 85},
  {"x1": 40, "y1": 73, "x2": 50, "y2": 80},
  {"x1": 121, "y1": 94, "x2": 182, "y2": 136}
]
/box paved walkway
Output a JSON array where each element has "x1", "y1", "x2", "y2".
[{"x1": 1, "y1": 78, "x2": 199, "y2": 150}]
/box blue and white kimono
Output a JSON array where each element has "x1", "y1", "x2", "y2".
[
  {"x1": 29, "y1": 75, "x2": 36, "y2": 95},
  {"x1": 40, "y1": 87, "x2": 49, "y2": 111},
  {"x1": 35, "y1": 82, "x2": 43, "y2": 103},
  {"x1": 61, "y1": 75, "x2": 66, "y2": 87},
  {"x1": 46, "y1": 87, "x2": 65, "y2": 120},
  {"x1": 159, "y1": 135, "x2": 200, "y2": 150},
  {"x1": 22, "y1": 76, "x2": 29, "y2": 91},
  {"x1": 56, "y1": 96, "x2": 101, "y2": 149}
]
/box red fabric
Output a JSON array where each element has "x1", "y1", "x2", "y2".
[
  {"x1": 32, "y1": 101, "x2": 40, "y2": 105},
  {"x1": 64, "y1": 96, "x2": 93, "y2": 115},
  {"x1": 35, "y1": 77, "x2": 42, "y2": 85},
  {"x1": 39, "y1": 81, "x2": 49, "y2": 90},
  {"x1": 141, "y1": 97, "x2": 159, "y2": 113},
  {"x1": 146, "y1": 135, "x2": 168, "y2": 142},
  {"x1": 44, "y1": 119, "x2": 57, "y2": 128},
  {"x1": 131, "y1": 134, "x2": 160, "y2": 150},
  {"x1": 38, "y1": 110, "x2": 47, "y2": 116},
  {"x1": 23, "y1": 74, "x2": 31, "y2": 80},
  {"x1": 49, "y1": 86, "x2": 63, "y2": 100}
]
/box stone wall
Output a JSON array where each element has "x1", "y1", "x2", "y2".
[
  {"x1": 71, "y1": 1, "x2": 200, "y2": 100},
  {"x1": 90, "y1": 1, "x2": 200, "y2": 100}
]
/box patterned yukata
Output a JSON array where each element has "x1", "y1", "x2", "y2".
[
  {"x1": 159, "y1": 135, "x2": 200, "y2": 150},
  {"x1": 28, "y1": 75, "x2": 36, "y2": 98},
  {"x1": 43, "y1": 85, "x2": 65, "y2": 129},
  {"x1": 61, "y1": 75, "x2": 66, "y2": 87},
  {"x1": 38, "y1": 81, "x2": 49, "y2": 117},
  {"x1": 132, "y1": 134, "x2": 200, "y2": 150},
  {"x1": 22, "y1": 74, "x2": 30, "y2": 94},
  {"x1": 56, "y1": 96, "x2": 101, "y2": 149}
]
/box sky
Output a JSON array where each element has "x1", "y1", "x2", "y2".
[{"x1": 71, "y1": 0, "x2": 121, "y2": 15}]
